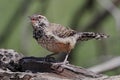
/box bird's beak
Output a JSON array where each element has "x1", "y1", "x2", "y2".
[
  {"x1": 28, "y1": 16, "x2": 37, "y2": 29},
  {"x1": 28, "y1": 16, "x2": 35, "y2": 24}
]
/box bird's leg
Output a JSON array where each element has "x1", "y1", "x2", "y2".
[
  {"x1": 63, "y1": 53, "x2": 69, "y2": 64},
  {"x1": 52, "y1": 53, "x2": 69, "y2": 65},
  {"x1": 51, "y1": 53, "x2": 69, "y2": 73}
]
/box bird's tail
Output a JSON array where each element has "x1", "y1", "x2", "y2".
[{"x1": 77, "y1": 32, "x2": 109, "y2": 41}]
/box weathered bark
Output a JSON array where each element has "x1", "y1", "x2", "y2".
[{"x1": 0, "y1": 49, "x2": 120, "y2": 80}]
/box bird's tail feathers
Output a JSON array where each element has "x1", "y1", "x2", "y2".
[{"x1": 77, "y1": 32, "x2": 109, "y2": 41}]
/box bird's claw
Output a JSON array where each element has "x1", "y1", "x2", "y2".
[{"x1": 51, "y1": 62, "x2": 65, "y2": 73}]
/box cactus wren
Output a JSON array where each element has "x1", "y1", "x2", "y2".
[{"x1": 29, "y1": 14, "x2": 108, "y2": 64}]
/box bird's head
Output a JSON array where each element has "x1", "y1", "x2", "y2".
[{"x1": 29, "y1": 14, "x2": 49, "y2": 29}]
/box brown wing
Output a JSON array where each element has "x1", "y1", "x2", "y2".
[{"x1": 49, "y1": 23, "x2": 77, "y2": 38}]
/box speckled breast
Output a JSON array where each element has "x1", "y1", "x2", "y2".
[{"x1": 37, "y1": 37, "x2": 71, "y2": 53}]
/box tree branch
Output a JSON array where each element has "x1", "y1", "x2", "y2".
[
  {"x1": 1, "y1": 49, "x2": 120, "y2": 80},
  {"x1": 88, "y1": 57, "x2": 120, "y2": 74}
]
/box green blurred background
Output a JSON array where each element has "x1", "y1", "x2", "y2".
[{"x1": 0, "y1": 0, "x2": 120, "y2": 75}]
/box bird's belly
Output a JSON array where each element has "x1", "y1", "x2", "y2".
[{"x1": 38, "y1": 39, "x2": 71, "y2": 53}]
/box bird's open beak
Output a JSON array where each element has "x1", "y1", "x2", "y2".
[
  {"x1": 28, "y1": 16, "x2": 38, "y2": 29},
  {"x1": 28, "y1": 16, "x2": 36, "y2": 24}
]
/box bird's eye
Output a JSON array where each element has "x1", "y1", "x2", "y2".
[
  {"x1": 38, "y1": 16, "x2": 42, "y2": 18},
  {"x1": 31, "y1": 18, "x2": 35, "y2": 20}
]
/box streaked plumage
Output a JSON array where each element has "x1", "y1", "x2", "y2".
[{"x1": 29, "y1": 14, "x2": 108, "y2": 64}]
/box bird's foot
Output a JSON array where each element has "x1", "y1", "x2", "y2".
[
  {"x1": 51, "y1": 61, "x2": 69, "y2": 73},
  {"x1": 53, "y1": 60, "x2": 69, "y2": 66}
]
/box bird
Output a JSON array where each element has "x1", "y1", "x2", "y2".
[{"x1": 29, "y1": 14, "x2": 108, "y2": 64}]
